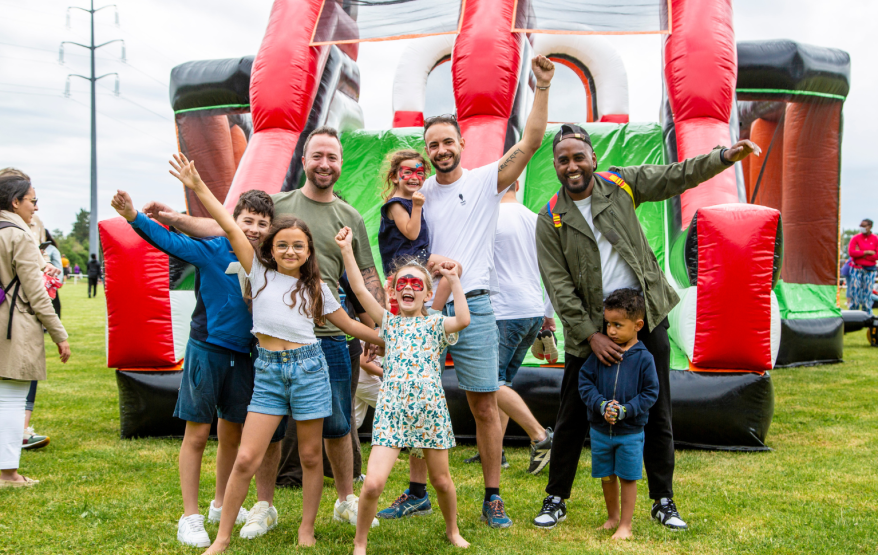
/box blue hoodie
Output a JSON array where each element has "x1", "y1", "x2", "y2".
[
  {"x1": 578, "y1": 341, "x2": 659, "y2": 436},
  {"x1": 130, "y1": 212, "x2": 252, "y2": 353}
]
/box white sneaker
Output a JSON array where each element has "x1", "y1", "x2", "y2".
[
  {"x1": 177, "y1": 513, "x2": 211, "y2": 547},
  {"x1": 208, "y1": 499, "x2": 249, "y2": 525},
  {"x1": 334, "y1": 494, "x2": 379, "y2": 528},
  {"x1": 239, "y1": 501, "x2": 278, "y2": 539}
]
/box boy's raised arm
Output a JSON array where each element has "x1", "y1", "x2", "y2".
[{"x1": 168, "y1": 153, "x2": 255, "y2": 274}]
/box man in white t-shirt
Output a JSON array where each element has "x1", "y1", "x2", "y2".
[{"x1": 377, "y1": 55, "x2": 556, "y2": 529}]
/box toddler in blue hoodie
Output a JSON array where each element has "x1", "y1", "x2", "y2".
[{"x1": 579, "y1": 288, "x2": 658, "y2": 540}]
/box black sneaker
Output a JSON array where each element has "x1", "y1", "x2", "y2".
[
  {"x1": 464, "y1": 450, "x2": 509, "y2": 469},
  {"x1": 527, "y1": 428, "x2": 553, "y2": 475},
  {"x1": 532, "y1": 495, "x2": 566, "y2": 529},
  {"x1": 651, "y1": 498, "x2": 688, "y2": 530}
]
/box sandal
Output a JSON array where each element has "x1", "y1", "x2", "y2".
[{"x1": 0, "y1": 476, "x2": 39, "y2": 488}]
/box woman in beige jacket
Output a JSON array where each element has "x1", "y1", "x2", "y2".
[{"x1": 0, "y1": 174, "x2": 71, "y2": 487}]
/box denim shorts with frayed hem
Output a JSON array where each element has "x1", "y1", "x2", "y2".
[
  {"x1": 248, "y1": 343, "x2": 332, "y2": 422},
  {"x1": 441, "y1": 294, "x2": 500, "y2": 393},
  {"x1": 497, "y1": 316, "x2": 543, "y2": 387},
  {"x1": 590, "y1": 427, "x2": 645, "y2": 481}
]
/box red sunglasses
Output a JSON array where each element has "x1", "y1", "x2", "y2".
[
  {"x1": 395, "y1": 276, "x2": 425, "y2": 292},
  {"x1": 399, "y1": 167, "x2": 426, "y2": 181}
]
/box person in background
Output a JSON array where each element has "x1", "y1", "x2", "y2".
[
  {"x1": 86, "y1": 253, "x2": 101, "y2": 298},
  {"x1": 0, "y1": 174, "x2": 71, "y2": 488},
  {"x1": 73, "y1": 263, "x2": 80, "y2": 275},
  {"x1": 847, "y1": 218, "x2": 877, "y2": 312},
  {"x1": 354, "y1": 343, "x2": 382, "y2": 433}
]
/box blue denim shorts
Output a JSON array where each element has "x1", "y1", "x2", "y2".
[
  {"x1": 497, "y1": 316, "x2": 543, "y2": 386},
  {"x1": 319, "y1": 335, "x2": 353, "y2": 439},
  {"x1": 174, "y1": 338, "x2": 254, "y2": 425},
  {"x1": 590, "y1": 427, "x2": 645, "y2": 481},
  {"x1": 248, "y1": 343, "x2": 332, "y2": 422},
  {"x1": 442, "y1": 294, "x2": 500, "y2": 393}
]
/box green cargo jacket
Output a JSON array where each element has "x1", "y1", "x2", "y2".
[{"x1": 536, "y1": 146, "x2": 733, "y2": 360}]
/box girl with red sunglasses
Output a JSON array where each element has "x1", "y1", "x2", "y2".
[
  {"x1": 377, "y1": 150, "x2": 461, "y2": 314},
  {"x1": 336, "y1": 225, "x2": 471, "y2": 553}
]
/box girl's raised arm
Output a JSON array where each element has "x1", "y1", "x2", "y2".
[
  {"x1": 169, "y1": 154, "x2": 255, "y2": 274},
  {"x1": 439, "y1": 263, "x2": 470, "y2": 334},
  {"x1": 335, "y1": 226, "x2": 385, "y2": 326}
]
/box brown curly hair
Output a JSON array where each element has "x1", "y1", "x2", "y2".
[
  {"x1": 248, "y1": 216, "x2": 327, "y2": 325},
  {"x1": 381, "y1": 149, "x2": 432, "y2": 201}
]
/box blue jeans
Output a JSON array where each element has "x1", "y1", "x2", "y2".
[
  {"x1": 442, "y1": 294, "x2": 499, "y2": 393},
  {"x1": 319, "y1": 335, "x2": 353, "y2": 438},
  {"x1": 590, "y1": 427, "x2": 645, "y2": 481},
  {"x1": 497, "y1": 316, "x2": 543, "y2": 386}
]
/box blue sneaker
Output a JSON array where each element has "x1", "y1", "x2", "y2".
[
  {"x1": 376, "y1": 489, "x2": 433, "y2": 520},
  {"x1": 481, "y1": 495, "x2": 513, "y2": 528}
]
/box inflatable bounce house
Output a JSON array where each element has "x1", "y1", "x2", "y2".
[{"x1": 99, "y1": 0, "x2": 851, "y2": 451}]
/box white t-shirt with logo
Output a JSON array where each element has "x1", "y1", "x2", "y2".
[
  {"x1": 420, "y1": 162, "x2": 507, "y2": 300},
  {"x1": 572, "y1": 196, "x2": 640, "y2": 299},
  {"x1": 493, "y1": 203, "x2": 555, "y2": 320}
]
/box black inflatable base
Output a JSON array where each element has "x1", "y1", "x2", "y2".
[
  {"x1": 774, "y1": 317, "x2": 844, "y2": 368},
  {"x1": 118, "y1": 366, "x2": 773, "y2": 451}
]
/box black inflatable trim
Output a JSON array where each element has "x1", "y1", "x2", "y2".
[
  {"x1": 117, "y1": 370, "x2": 216, "y2": 439},
  {"x1": 774, "y1": 317, "x2": 844, "y2": 368},
  {"x1": 737, "y1": 40, "x2": 851, "y2": 101},
  {"x1": 170, "y1": 56, "x2": 254, "y2": 114},
  {"x1": 841, "y1": 309, "x2": 876, "y2": 333}
]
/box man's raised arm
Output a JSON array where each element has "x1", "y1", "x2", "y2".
[
  {"x1": 142, "y1": 200, "x2": 225, "y2": 238},
  {"x1": 496, "y1": 56, "x2": 556, "y2": 192}
]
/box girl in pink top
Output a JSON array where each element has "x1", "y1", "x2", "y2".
[{"x1": 847, "y1": 218, "x2": 877, "y2": 311}]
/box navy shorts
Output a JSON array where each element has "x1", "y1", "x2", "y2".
[
  {"x1": 590, "y1": 427, "x2": 645, "y2": 481},
  {"x1": 319, "y1": 335, "x2": 353, "y2": 439},
  {"x1": 497, "y1": 316, "x2": 543, "y2": 386},
  {"x1": 174, "y1": 338, "x2": 254, "y2": 426}
]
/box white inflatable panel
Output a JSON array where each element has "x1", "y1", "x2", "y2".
[
  {"x1": 531, "y1": 34, "x2": 629, "y2": 119},
  {"x1": 170, "y1": 290, "x2": 197, "y2": 363},
  {"x1": 326, "y1": 91, "x2": 365, "y2": 133},
  {"x1": 392, "y1": 34, "x2": 456, "y2": 114},
  {"x1": 770, "y1": 291, "x2": 781, "y2": 368},
  {"x1": 668, "y1": 286, "x2": 697, "y2": 361}
]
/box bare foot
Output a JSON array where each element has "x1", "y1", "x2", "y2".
[
  {"x1": 298, "y1": 526, "x2": 317, "y2": 548},
  {"x1": 201, "y1": 539, "x2": 229, "y2": 555},
  {"x1": 598, "y1": 518, "x2": 620, "y2": 530},
  {"x1": 353, "y1": 543, "x2": 367, "y2": 555},
  {"x1": 446, "y1": 532, "x2": 470, "y2": 548},
  {"x1": 611, "y1": 525, "x2": 632, "y2": 540}
]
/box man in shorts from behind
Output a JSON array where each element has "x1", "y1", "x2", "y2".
[
  {"x1": 378, "y1": 55, "x2": 556, "y2": 528},
  {"x1": 145, "y1": 126, "x2": 384, "y2": 527},
  {"x1": 110, "y1": 188, "x2": 286, "y2": 547}
]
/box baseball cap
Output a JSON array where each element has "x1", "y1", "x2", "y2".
[{"x1": 552, "y1": 124, "x2": 593, "y2": 151}]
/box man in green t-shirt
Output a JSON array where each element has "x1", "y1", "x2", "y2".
[{"x1": 146, "y1": 126, "x2": 385, "y2": 529}]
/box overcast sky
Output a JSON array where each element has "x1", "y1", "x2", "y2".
[{"x1": 1, "y1": 0, "x2": 874, "y2": 236}]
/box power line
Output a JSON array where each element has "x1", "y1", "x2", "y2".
[{"x1": 96, "y1": 80, "x2": 173, "y2": 122}]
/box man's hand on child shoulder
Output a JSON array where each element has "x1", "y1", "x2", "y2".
[
  {"x1": 335, "y1": 226, "x2": 354, "y2": 250},
  {"x1": 110, "y1": 190, "x2": 137, "y2": 222},
  {"x1": 168, "y1": 153, "x2": 204, "y2": 191}
]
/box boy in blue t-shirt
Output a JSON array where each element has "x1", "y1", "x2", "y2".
[
  {"x1": 579, "y1": 288, "x2": 659, "y2": 540},
  {"x1": 110, "y1": 188, "x2": 283, "y2": 548}
]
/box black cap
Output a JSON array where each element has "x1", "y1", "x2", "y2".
[{"x1": 552, "y1": 124, "x2": 592, "y2": 151}]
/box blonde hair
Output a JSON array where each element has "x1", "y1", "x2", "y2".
[
  {"x1": 381, "y1": 149, "x2": 431, "y2": 201},
  {"x1": 390, "y1": 257, "x2": 434, "y2": 316}
]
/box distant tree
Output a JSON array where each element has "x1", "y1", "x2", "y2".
[
  {"x1": 841, "y1": 228, "x2": 858, "y2": 259},
  {"x1": 53, "y1": 227, "x2": 89, "y2": 270},
  {"x1": 71, "y1": 209, "x2": 90, "y2": 244}
]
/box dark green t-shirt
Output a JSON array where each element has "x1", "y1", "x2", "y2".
[{"x1": 271, "y1": 190, "x2": 374, "y2": 337}]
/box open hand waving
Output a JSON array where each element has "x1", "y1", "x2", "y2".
[{"x1": 168, "y1": 153, "x2": 203, "y2": 191}]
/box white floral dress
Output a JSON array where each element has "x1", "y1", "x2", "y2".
[{"x1": 372, "y1": 310, "x2": 458, "y2": 450}]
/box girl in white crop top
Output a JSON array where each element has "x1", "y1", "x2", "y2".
[{"x1": 171, "y1": 154, "x2": 382, "y2": 553}]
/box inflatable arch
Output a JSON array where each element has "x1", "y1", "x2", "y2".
[{"x1": 98, "y1": 0, "x2": 851, "y2": 451}]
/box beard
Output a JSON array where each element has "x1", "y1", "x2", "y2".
[
  {"x1": 432, "y1": 152, "x2": 462, "y2": 174},
  {"x1": 305, "y1": 166, "x2": 339, "y2": 190},
  {"x1": 560, "y1": 168, "x2": 594, "y2": 195}
]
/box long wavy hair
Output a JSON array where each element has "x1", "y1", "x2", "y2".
[
  {"x1": 390, "y1": 256, "x2": 434, "y2": 317},
  {"x1": 381, "y1": 149, "x2": 432, "y2": 201},
  {"x1": 248, "y1": 216, "x2": 326, "y2": 325}
]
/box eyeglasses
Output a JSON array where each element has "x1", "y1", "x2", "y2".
[
  {"x1": 395, "y1": 277, "x2": 425, "y2": 292},
  {"x1": 274, "y1": 242, "x2": 308, "y2": 254},
  {"x1": 398, "y1": 167, "x2": 426, "y2": 181},
  {"x1": 22, "y1": 197, "x2": 38, "y2": 206}
]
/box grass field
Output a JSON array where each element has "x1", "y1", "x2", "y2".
[{"x1": 1, "y1": 282, "x2": 876, "y2": 555}]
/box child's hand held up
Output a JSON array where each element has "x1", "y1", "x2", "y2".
[
  {"x1": 110, "y1": 190, "x2": 137, "y2": 222},
  {"x1": 437, "y1": 261, "x2": 459, "y2": 281},
  {"x1": 335, "y1": 226, "x2": 354, "y2": 251},
  {"x1": 168, "y1": 153, "x2": 204, "y2": 191},
  {"x1": 412, "y1": 191, "x2": 425, "y2": 208}
]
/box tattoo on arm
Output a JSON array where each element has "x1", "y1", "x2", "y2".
[
  {"x1": 498, "y1": 148, "x2": 524, "y2": 172},
  {"x1": 361, "y1": 266, "x2": 386, "y2": 307}
]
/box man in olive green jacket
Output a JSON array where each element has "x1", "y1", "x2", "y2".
[{"x1": 531, "y1": 124, "x2": 759, "y2": 531}]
